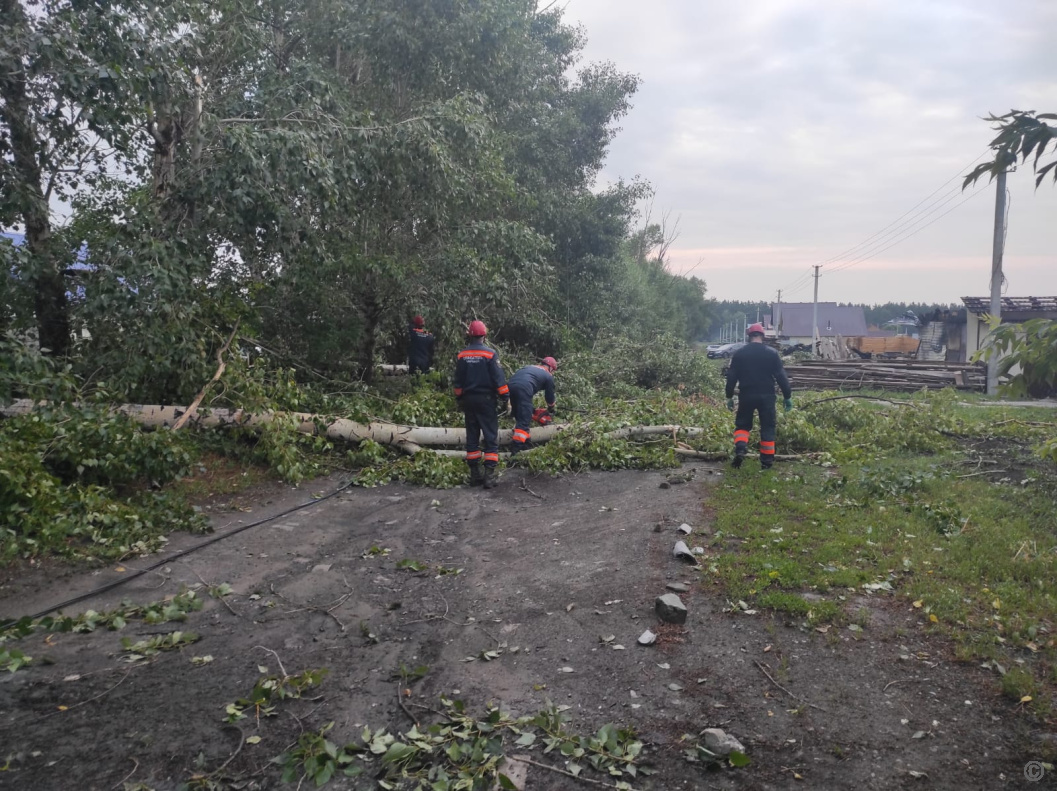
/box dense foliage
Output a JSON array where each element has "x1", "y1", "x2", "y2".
[{"x1": 1, "y1": 0, "x2": 710, "y2": 401}]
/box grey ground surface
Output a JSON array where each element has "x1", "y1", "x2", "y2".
[{"x1": 0, "y1": 464, "x2": 1045, "y2": 790}]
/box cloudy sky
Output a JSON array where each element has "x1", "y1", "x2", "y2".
[{"x1": 560, "y1": 0, "x2": 1057, "y2": 305}]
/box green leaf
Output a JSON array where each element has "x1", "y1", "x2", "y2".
[
  {"x1": 382, "y1": 742, "x2": 417, "y2": 764},
  {"x1": 728, "y1": 750, "x2": 751, "y2": 767}
]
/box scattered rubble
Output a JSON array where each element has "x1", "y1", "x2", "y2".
[
  {"x1": 656, "y1": 593, "x2": 687, "y2": 624},
  {"x1": 702, "y1": 728, "x2": 746, "y2": 756}
]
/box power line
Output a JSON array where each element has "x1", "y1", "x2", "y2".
[
  {"x1": 823, "y1": 183, "x2": 989, "y2": 276},
  {"x1": 821, "y1": 182, "x2": 985, "y2": 274},
  {"x1": 812, "y1": 147, "x2": 993, "y2": 270}
]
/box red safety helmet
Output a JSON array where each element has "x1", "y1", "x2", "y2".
[
  {"x1": 467, "y1": 319, "x2": 488, "y2": 337},
  {"x1": 541, "y1": 356, "x2": 557, "y2": 372},
  {"x1": 412, "y1": 315, "x2": 425, "y2": 328},
  {"x1": 746, "y1": 322, "x2": 765, "y2": 337}
]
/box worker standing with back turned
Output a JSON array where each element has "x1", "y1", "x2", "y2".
[
  {"x1": 407, "y1": 315, "x2": 434, "y2": 374},
  {"x1": 724, "y1": 323, "x2": 793, "y2": 469},
  {"x1": 507, "y1": 357, "x2": 557, "y2": 456},
  {"x1": 453, "y1": 320, "x2": 509, "y2": 489}
]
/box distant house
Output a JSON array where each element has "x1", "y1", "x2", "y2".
[
  {"x1": 962, "y1": 296, "x2": 1057, "y2": 362},
  {"x1": 768, "y1": 302, "x2": 868, "y2": 345}
]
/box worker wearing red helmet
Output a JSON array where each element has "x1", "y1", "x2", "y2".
[
  {"x1": 453, "y1": 320, "x2": 509, "y2": 489},
  {"x1": 724, "y1": 323, "x2": 793, "y2": 469},
  {"x1": 407, "y1": 315, "x2": 434, "y2": 374},
  {"x1": 507, "y1": 357, "x2": 557, "y2": 457}
]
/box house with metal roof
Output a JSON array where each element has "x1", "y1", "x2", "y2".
[{"x1": 961, "y1": 296, "x2": 1057, "y2": 362}]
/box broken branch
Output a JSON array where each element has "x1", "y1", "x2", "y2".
[{"x1": 173, "y1": 320, "x2": 240, "y2": 431}]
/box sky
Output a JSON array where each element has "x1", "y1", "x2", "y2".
[{"x1": 560, "y1": 0, "x2": 1057, "y2": 305}]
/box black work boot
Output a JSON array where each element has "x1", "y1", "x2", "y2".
[
  {"x1": 482, "y1": 465, "x2": 497, "y2": 490},
  {"x1": 731, "y1": 443, "x2": 747, "y2": 469},
  {"x1": 468, "y1": 464, "x2": 484, "y2": 486}
]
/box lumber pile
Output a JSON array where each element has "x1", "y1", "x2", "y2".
[
  {"x1": 848, "y1": 335, "x2": 920, "y2": 356},
  {"x1": 784, "y1": 359, "x2": 986, "y2": 392}
]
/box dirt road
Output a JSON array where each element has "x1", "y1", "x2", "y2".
[{"x1": 0, "y1": 464, "x2": 1040, "y2": 789}]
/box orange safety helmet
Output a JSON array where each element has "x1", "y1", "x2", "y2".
[
  {"x1": 746, "y1": 322, "x2": 765, "y2": 337},
  {"x1": 412, "y1": 315, "x2": 425, "y2": 328},
  {"x1": 467, "y1": 320, "x2": 488, "y2": 337},
  {"x1": 541, "y1": 356, "x2": 557, "y2": 372}
]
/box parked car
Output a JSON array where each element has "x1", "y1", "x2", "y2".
[
  {"x1": 705, "y1": 342, "x2": 726, "y2": 354},
  {"x1": 707, "y1": 342, "x2": 746, "y2": 359}
]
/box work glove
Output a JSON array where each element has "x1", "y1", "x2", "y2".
[
  {"x1": 784, "y1": 398, "x2": 793, "y2": 412},
  {"x1": 547, "y1": 405, "x2": 556, "y2": 416},
  {"x1": 726, "y1": 398, "x2": 735, "y2": 412},
  {"x1": 497, "y1": 399, "x2": 511, "y2": 417},
  {"x1": 455, "y1": 396, "x2": 465, "y2": 411}
]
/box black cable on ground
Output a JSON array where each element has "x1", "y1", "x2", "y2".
[{"x1": 2, "y1": 478, "x2": 356, "y2": 625}]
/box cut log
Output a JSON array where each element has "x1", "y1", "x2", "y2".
[{"x1": 1, "y1": 401, "x2": 712, "y2": 456}]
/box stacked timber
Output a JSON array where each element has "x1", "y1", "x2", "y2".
[{"x1": 784, "y1": 359, "x2": 986, "y2": 392}]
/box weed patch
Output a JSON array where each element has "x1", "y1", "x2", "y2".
[{"x1": 705, "y1": 452, "x2": 1057, "y2": 712}]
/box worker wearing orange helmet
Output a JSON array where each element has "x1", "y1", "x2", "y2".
[
  {"x1": 507, "y1": 357, "x2": 557, "y2": 457},
  {"x1": 453, "y1": 320, "x2": 509, "y2": 489},
  {"x1": 724, "y1": 323, "x2": 792, "y2": 469}
]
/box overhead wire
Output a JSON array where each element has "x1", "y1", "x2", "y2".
[
  {"x1": 823, "y1": 183, "x2": 989, "y2": 276},
  {"x1": 812, "y1": 147, "x2": 994, "y2": 271}
]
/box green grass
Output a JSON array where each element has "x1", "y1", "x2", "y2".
[{"x1": 702, "y1": 449, "x2": 1057, "y2": 715}]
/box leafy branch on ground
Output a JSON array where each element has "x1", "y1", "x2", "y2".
[
  {"x1": 275, "y1": 699, "x2": 659, "y2": 790},
  {"x1": 0, "y1": 589, "x2": 205, "y2": 643},
  {"x1": 224, "y1": 668, "x2": 328, "y2": 725},
  {"x1": 120, "y1": 631, "x2": 200, "y2": 663}
]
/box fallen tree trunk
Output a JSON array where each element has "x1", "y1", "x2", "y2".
[{"x1": 1, "y1": 401, "x2": 762, "y2": 461}]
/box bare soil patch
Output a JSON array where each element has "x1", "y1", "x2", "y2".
[{"x1": 0, "y1": 464, "x2": 1045, "y2": 789}]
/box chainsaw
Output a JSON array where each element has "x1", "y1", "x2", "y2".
[{"x1": 532, "y1": 407, "x2": 553, "y2": 426}]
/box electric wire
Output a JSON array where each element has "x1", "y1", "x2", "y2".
[
  {"x1": 823, "y1": 184, "x2": 989, "y2": 276},
  {"x1": 812, "y1": 147, "x2": 993, "y2": 270},
  {"x1": 1, "y1": 478, "x2": 356, "y2": 626}
]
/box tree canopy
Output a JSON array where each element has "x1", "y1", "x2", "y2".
[{"x1": 1, "y1": 0, "x2": 711, "y2": 401}]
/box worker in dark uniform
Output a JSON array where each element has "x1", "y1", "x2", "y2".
[
  {"x1": 724, "y1": 323, "x2": 793, "y2": 469},
  {"x1": 507, "y1": 357, "x2": 557, "y2": 456},
  {"x1": 407, "y1": 315, "x2": 434, "y2": 375},
  {"x1": 453, "y1": 320, "x2": 509, "y2": 489}
]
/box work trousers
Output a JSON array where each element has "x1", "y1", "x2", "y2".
[
  {"x1": 462, "y1": 394, "x2": 499, "y2": 467},
  {"x1": 733, "y1": 393, "x2": 777, "y2": 467},
  {"x1": 509, "y1": 383, "x2": 535, "y2": 450}
]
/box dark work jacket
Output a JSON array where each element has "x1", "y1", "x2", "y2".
[
  {"x1": 453, "y1": 341, "x2": 509, "y2": 399},
  {"x1": 508, "y1": 365, "x2": 556, "y2": 407},
  {"x1": 725, "y1": 342, "x2": 792, "y2": 399},
  {"x1": 408, "y1": 326, "x2": 434, "y2": 369}
]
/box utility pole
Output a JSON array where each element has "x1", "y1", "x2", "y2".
[
  {"x1": 811, "y1": 265, "x2": 821, "y2": 354},
  {"x1": 987, "y1": 165, "x2": 1008, "y2": 396},
  {"x1": 775, "y1": 289, "x2": 782, "y2": 336}
]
